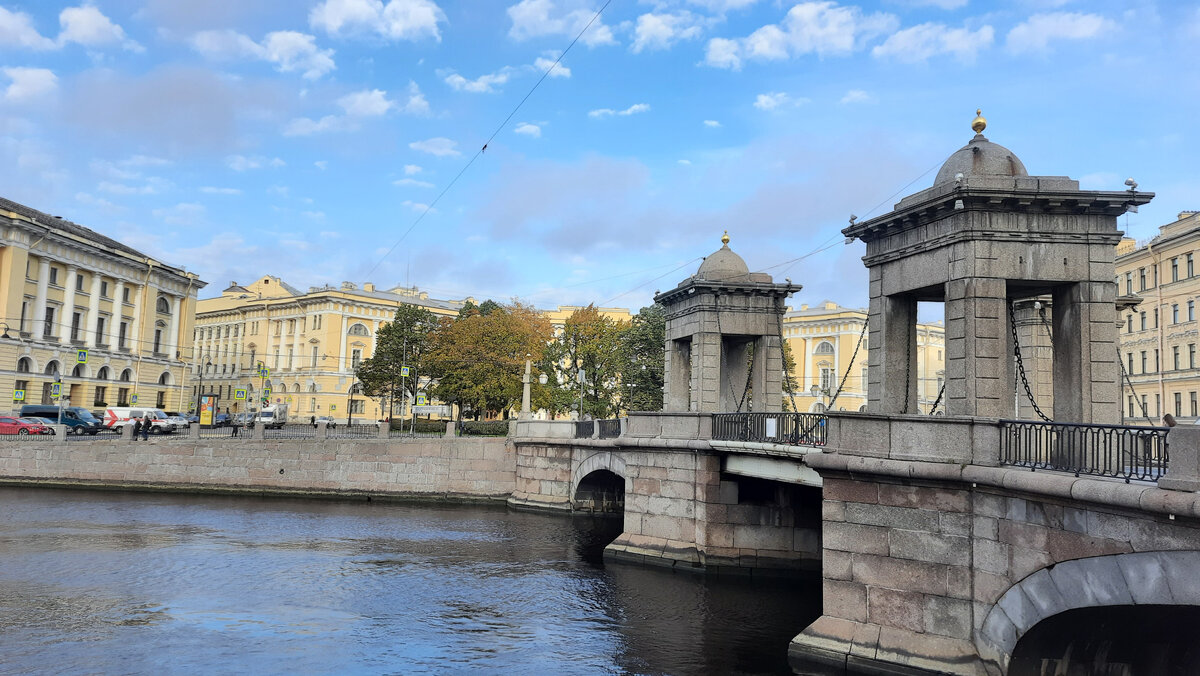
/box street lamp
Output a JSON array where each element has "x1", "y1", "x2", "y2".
[
  {"x1": 809, "y1": 384, "x2": 827, "y2": 411},
  {"x1": 0, "y1": 322, "x2": 11, "y2": 340},
  {"x1": 195, "y1": 355, "x2": 212, "y2": 420}
]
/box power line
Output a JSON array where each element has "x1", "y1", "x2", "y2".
[{"x1": 362, "y1": 0, "x2": 615, "y2": 281}]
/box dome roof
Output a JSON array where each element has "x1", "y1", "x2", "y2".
[
  {"x1": 696, "y1": 231, "x2": 750, "y2": 282},
  {"x1": 932, "y1": 111, "x2": 1027, "y2": 186}
]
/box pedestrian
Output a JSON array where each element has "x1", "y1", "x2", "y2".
[
  {"x1": 140, "y1": 415, "x2": 150, "y2": 441},
  {"x1": 231, "y1": 415, "x2": 239, "y2": 437},
  {"x1": 311, "y1": 414, "x2": 316, "y2": 428},
  {"x1": 130, "y1": 417, "x2": 141, "y2": 441}
]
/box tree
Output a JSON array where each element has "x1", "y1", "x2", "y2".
[
  {"x1": 781, "y1": 339, "x2": 800, "y2": 412},
  {"x1": 354, "y1": 304, "x2": 437, "y2": 418},
  {"x1": 620, "y1": 303, "x2": 665, "y2": 412},
  {"x1": 426, "y1": 301, "x2": 552, "y2": 419},
  {"x1": 544, "y1": 305, "x2": 629, "y2": 419}
]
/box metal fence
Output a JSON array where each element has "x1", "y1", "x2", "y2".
[
  {"x1": 327, "y1": 423, "x2": 379, "y2": 439},
  {"x1": 574, "y1": 420, "x2": 594, "y2": 439},
  {"x1": 597, "y1": 418, "x2": 622, "y2": 439},
  {"x1": 263, "y1": 423, "x2": 318, "y2": 440},
  {"x1": 0, "y1": 430, "x2": 54, "y2": 441},
  {"x1": 999, "y1": 419, "x2": 1169, "y2": 483},
  {"x1": 711, "y1": 412, "x2": 828, "y2": 447},
  {"x1": 389, "y1": 426, "x2": 445, "y2": 439},
  {"x1": 199, "y1": 425, "x2": 241, "y2": 439}
]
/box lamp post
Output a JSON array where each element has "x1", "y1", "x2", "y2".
[
  {"x1": 195, "y1": 355, "x2": 212, "y2": 421},
  {"x1": 809, "y1": 384, "x2": 827, "y2": 412},
  {"x1": 0, "y1": 322, "x2": 11, "y2": 340},
  {"x1": 347, "y1": 382, "x2": 358, "y2": 426}
]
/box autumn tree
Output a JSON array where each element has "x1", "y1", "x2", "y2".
[
  {"x1": 543, "y1": 305, "x2": 629, "y2": 419},
  {"x1": 426, "y1": 301, "x2": 551, "y2": 419},
  {"x1": 619, "y1": 303, "x2": 665, "y2": 412},
  {"x1": 354, "y1": 304, "x2": 438, "y2": 417}
]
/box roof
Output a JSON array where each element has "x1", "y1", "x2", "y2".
[
  {"x1": 2, "y1": 196, "x2": 148, "y2": 261},
  {"x1": 933, "y1": 133, "x2": 1029, "y2": 186}
]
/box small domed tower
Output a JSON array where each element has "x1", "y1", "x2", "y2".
[
  {"x1": 843, "y1": 111, "x2": 1153, "y2": 421},
  {"x1": 654, "y1": 232, "x2": 800, "y2": 413}
]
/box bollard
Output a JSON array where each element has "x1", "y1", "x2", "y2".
[
  {"x1": 251, "y1": 422, "x2": 265, "y2": 440},
  {"x1": 377, "y1": 420, "x2": 390, "y2": 439},
  {"x1": 445, "y1": 420, "x2": 456, "y2": 438},
  {"x1": 1160, "y1": 426, "x2": 1200, "y2": 492},
  {"x1": 53, "y1": 425, "x2": 68, "y2": 445},
  {"x1": 190, "y1": 422, "x2": 202, "y2": 439},
  {"x1": 317, "y1": 420, "x2": 329, "y2": 440}
]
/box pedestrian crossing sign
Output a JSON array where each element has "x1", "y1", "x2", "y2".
[
  {"x1": 50, "y1": 382, "x2": 61, "y2": 398},
  {"x1": 234, "y1": 389, "x2": 246, "y2": 400},
  {"x1": 416, "y1": 394, "x2": 427, "y2": 406},
  {"x1": 76, "y1": 349, "x2": 87, "y2": 364},
  {"x1": 12, "y1": 389, "x2": 24, "y2": 401},
  {"x1": 401, "y1": 366, "x2": 410, "y2": 377},
  {"x1": 131, "y1": 393, "x2": 138, "y2": 404}
]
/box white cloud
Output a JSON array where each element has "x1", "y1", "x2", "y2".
[
  {"x1": 227, "y1": 155, "x2": 286, "y2": 171},
  {"x1": 0, "y1": 7, "x2": 55, "y2": 49},
  {"x1": 1006, "y1": 12, "x2": 1116, "y2": 54},
  {"x1": 703, "y1": 119, "x2": 721, "y2": 127},
  {"x1": 200, "y1": 186, "x2": 242, "y2": 195},
  {"x1": 514, "y1": 122, "x2": 542, "y2": 137},
  {"x1": 840, "y1": 89, "x2": 873, "y2": 104},
  {"x1": 402, "y1": 199, "x2": 434, "y2": 212},
  {"x1": 58, "y1": 5, "x2": 142, "y2": 52},
  {"x1": 632, "y1": 12, "x2": 704, "y2": 53},
  {"x1": 754, "y1": 92, "x2": 789, "y2": 110},
  {"x1": 100, "y1": 180, "x2": 164, "y2": 195},
  {"x1": 153, "y1": 202, "x2": 206, "y2": 226},
  {"x1": 588, "y1": 103, "x2": 650, "y2": 118},
  {"x1": 302, "y1": 210, "x2": 326, "y2": 220},
  {"x1": 315, "y1": 160, "x2": 328, "y2": 170},
  {"x1": 310, "y1": 0, "x2": 446, "y2": 42},
  {"x1": 872, "y1": 23, "x2": 994, "y2": 63},
  {"x1": 507, "y1": 0, "x2": 616, "y2": 47},
  {"x1": 687, "y1": 0, "x2": 760, "y2": 11},
  {"x1": 533, "y1": 55, "x2": 571, "y2": 77},
  {"x1": 285, "y1": 115, "x2": 344, "y2": 136},
  {"x1": 339, "y1": 88, "x2": 394, "y2": 116},
  {"x1": 704, "y1": 1, "x2": 898, "y2": 70},
  {"x1": 268, "y1": 184, "x2": 289, "y2": 196},
  {"x1": 677, "y1": 159, "x2": 692, "y2": 165},
  {"x1": 74, "y1": 192, "x2": 119, "y2": 210},
  {"x1": 404, "y1": 164, "x2": 423, "y2": 174},
  {"x1": 445, "y1": 70, "x2": 511, "y2": 93},
  {"x1": 393, "y1": 177, "x2": 435, "y2": 187},
  {"x1": 191, "y1": 29, "x2": 335, "y2": 79},
  {"x1": 123, "y1": 154, "x2": 171, "y2": 167},
  {"x1": 2, "y1": 67, "x2": 58, "y2": 103},
  {"x1": 409, "y1": 137, "x2": 460, "y2": 156},
  {"x1": 399, "y1": 81, "x2": 430, "y2": 115},
  {"x1": 900, "y1": 0, "x2": 967, "y2": 8}
]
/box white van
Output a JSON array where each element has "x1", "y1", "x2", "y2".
[
  {"x1": 102, "y1": 407, "x2": 179, "y2": 434},
  {"x1": 254, "y1": 404, "x2": 289, "y2": 430}
]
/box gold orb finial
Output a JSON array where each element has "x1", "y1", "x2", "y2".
[
  {"x1": 971, "y1": 108, "x2": 987, "y2": 134},
  {"x1": 721, "y1": 230, "x2": 730, "y2": 246}
]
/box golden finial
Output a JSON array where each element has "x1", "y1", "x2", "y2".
[
  {"x1": 971, "y1": 108, "x2": 987, "y2": 134},
  {"x1": 721, "y1": 230, "x2": 730, "y2": 246}
]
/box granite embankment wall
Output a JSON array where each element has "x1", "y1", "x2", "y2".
[{"x1": 0, "y1": 436, "x2": 515, "y2": 500}]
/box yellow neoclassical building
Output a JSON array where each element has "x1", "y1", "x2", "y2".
[
  {"x1": 1115, "y1": 211, "x2": 1200, "y2": 423},
  {"x1": 782, "y1": 301, "x2": 945, "y2": 413},
  {"x1": 193, "y1": 277, "x2": 633, "y2": 422},
  {"x1": 0, "y1": 196, "x2": 205, "y2": 414}
]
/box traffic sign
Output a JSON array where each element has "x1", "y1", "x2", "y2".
[
  {"x1": 330, "y1": 404, "x2": 337, "y2": 411},
  {"x1": 234, "y1": 388, "x2": 246, "y2": 400},
  {"x1": 12, "y1": 389, "x2": 24, "y2": 402},
  {"x1": 50, "y1": 382, "x2": 61, "y2": 398},
  {"x1": 401, "y1": 366, "x2": 410, "y2": 377},
  {"x1": 416, "y1": 394, "x2": 427, "y2": 406},
  {"x1": 76, "y1": 349, "x2": 87, "y2": 364},
  {"x1": 131, "y1": 393, "x2": 138, "y2": 404},
  {"x1": 259, "y1": 367, "x2": 270, "y2": 378}
]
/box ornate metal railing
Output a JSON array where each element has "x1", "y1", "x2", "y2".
[
  {"x1": 575, "y1": 420, "x2": 595, "y2": 439},
  {"x1": 597, "y1": 418, "x2": 622, "y2": 439},
  {"x1": 712, "y1": 413, "x2": 828, "y2": 447},
  {"x1": 263, "y1": 423, "x2": 317, "y2": 440},
  {"x1": 327, "y1": 423, "x2": 379, "y2": 439},
  {"x1": 999, "y1": 420, "x2": 1169, "y2": 483}
]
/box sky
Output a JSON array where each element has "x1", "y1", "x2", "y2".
[{"x1": 1, "y1": 0, "x2": 1198, "y2": 312}]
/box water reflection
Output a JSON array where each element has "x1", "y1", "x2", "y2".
[{"x1": 0, "y1": 487, "x2": 818, "y2": 675}]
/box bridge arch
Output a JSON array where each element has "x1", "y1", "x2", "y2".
[
  {"x1": 571, "y1": 452, "x2": 627, "y2": 514},
  {"x1": 977, "y1": 550, "x2": 1200, "y2": 672}
]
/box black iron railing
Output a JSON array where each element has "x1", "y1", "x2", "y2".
[
  {"x1": 597, "y1": 418, "x2": 622, "y2": 439},
  {"x1": 712, "y1": 413, "x2": 828, "y2": 447},
  {"x1": 575, "y1": 420, "x2": 595, "y2": 439},
  {"x1": 999, "y1": 420, "x2": 1169, "y2": 483},
  {"x1": 328, "y1": 423, "x2": 379, "y2": 439},
  {"x1": 263, "y1": 423, "x2": 317, "y2": 440}
]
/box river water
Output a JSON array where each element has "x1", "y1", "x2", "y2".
[{"x1": 0, "y1": 488, "x2": 819, "y2": 675}]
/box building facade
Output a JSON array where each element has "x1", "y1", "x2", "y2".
[
  {"x1": 1116, "y1": 211, "x2": 1200, "y2": 424},
  {"x1": 0, "y1": 197, "x2": 204, "y2": 415},
  {"x1": 782, "y1": 301, "x2": 945, "y2": 414}
]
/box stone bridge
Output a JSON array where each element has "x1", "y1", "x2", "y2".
[{"x1": 508, "y1": 411, "x2": 1200, "y2": 675}]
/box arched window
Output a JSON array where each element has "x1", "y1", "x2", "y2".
[
  {"x1": 158, "y1": 372, "x2": 172, "y2": 386},
  {"x1": 814, "y1": 341, "x2": 835, "y2": 355},
  {"x1": 156, "y1": 296, "x2": 171, "y2": 314},
  {"x1": 292, "y1": 382, "x2": 301, "y2": 393},
  {"x1": 44, "y1": 361, "x2": 59, "y2": 375},
  {"x1": 17, "y1": 357, "x2": 31, "y2": 373},
  {"x1": 97, "y1": 366, "x2": 109, "y2": 380},
  {"x1": 348, "y1": 323, "x2": 370, "y2": 337},
  {"x1": 119, "y1": 369, "x2": 133, "y2": 382},
  {"x1": 71, "y1": 364, "x2": 85, "y2": 378}
]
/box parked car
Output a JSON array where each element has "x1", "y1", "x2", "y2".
[
  {"x1": 101, "y1": 407, "x2": 179, "y2": 434},
  {"x1": 19, "y1": 405, "x2": 104, "y2": 436},
  {"x1": 0, "y1": 416, "x2": 53, "y2": 435},
  {"x1": 213, "y1": 413, "x2": 231, "y2": 427},
  {"x1": 315, "y1": 415, "x2": 337, "y2": 428},
  {"x1": 232, "y1": 412, "x2": 255, "y2": 427},
  {"x1": 166, "y1": 415, "x2": 191, "y2": 429}
]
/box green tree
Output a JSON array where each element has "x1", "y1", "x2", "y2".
[
  {"x1": 427, "y1": 301, "x2": 551, "y2": 419},
  {"x1": 354, "y1": 304, "x2": 437, "y2": 418},
  {"x1": 620, "y1": 303, "x2": 666, "y2": 412},
  {"x1": 545, "y1": 305, "x2": 629, "y2": 419},
  {"x1": 781, "y1": 339, "x2": 800, "y2": 411}
]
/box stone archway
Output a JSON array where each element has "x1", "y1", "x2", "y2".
[
  {"x1": 977, "y1": 550, "x2": 1200, "y2": 673},
  {"x1": 572, "y1": 452, "x2": 628, "y2": 514}
]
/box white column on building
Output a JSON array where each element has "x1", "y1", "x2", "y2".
[
  {"x1": 168, "y1": 295, "x2": 182, "y2": 359},
  {"x1": 266, "y1": 319, "x2": 276, "y2": 370},
  {"x1": 108, "y1": 280, "x2": 125, "y2": 347},
  {"x1": 59, "y1": 265, "x2": 78, "y2": 342},
  {"x1": 34, "y1": 256, "x2": 50, "y2": 336},
  {"x1": 292, "y1": 313, "x2": 304, "y2": 371},
  {"x1": 339, "y1": 313, "x2": 350, "y2": 373},
  {"x1": 129, "y1": 284, "x2": 144, "y2": 355},
  {"x1": 87, "y1": 273, "x2": 102, "y2": 347}
]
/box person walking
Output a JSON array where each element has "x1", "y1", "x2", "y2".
[
  {"x1": 130, "y1": 417, "x2": 141, "y2": 441},
  {"x1": 310, "y1": 414, "x2": 317, "y2": 428},
  {"x1": 140, "y1": 414, "x2": 150, "y2": 441}
]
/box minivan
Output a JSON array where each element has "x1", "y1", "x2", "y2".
[
  {"x1": 102, "y1": 407, "x2": 179, "y2": 434},
  {"x1": 19, "y1": 405, "x2": 104, "y2": 435}
]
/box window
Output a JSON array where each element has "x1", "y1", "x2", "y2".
[
  {"x1": 118, "y1": 387, "x2": 129, "y2": 406},
  {"x1": 861, "y1": 367, "x2": 868, "y2": 390},
  {"x1": 70, "y1": 312, "x2": 81, "y2": 341},
  {"x1": 1190, "y1": 253, "x2": 1195, "y2": 278},
  {"x1": 20, "y1": 301, "x2": 27, "y2": 333},
  {"x1": 153, "y1": 328, "x2": 162, "y2": 354},
  {"x1": 249, "y1": 348, "x2": 256, "y2": 368},
  {"x1": 118, "y1": 322, "x2": 128, "y2": 349},
  {"x1": 1155, "y1": 349, "x2": 1160, "y2": 372},
  {"x1": 350, "y1": 399, "x2": 365, "y2": 414},
  {"x1": 348, "y1": 323, "x2": 370, "y2": 337},
  {"x1": 157, "y1": 296, "x2": 170, "y2": 314},
  {"x1": 814, "y1": 341, "x2": 835, "y2": 355},
  {"x1": 1191, "y1": 344, "x2": 1196, "y2": 370},
  {"x1": 1142, "y1": 395, "x2": 1148, "y2": 417},
  {"x1": 1174, "y1": 346, "x2": 1180, "y2": 371},
  {"x1": 17, "y1": 357, "x2": 31, "y2": 373},
  {"x1": 1173, "y1": 305, "x2": 1179, "y2": 324},
  {"x1": 1125, "y1": 272, "x2": 1133, "y2": 294},
  {"x1": 93, "y1": 386, "x2": 107, "y2": 406},
  {"x1": 1127, "y1": 314, "x2": 1133, "y2": 333},
  {"x1": 1190, "y1": 301, "x2": 1195, "y2": 322},
  {"x1": 351, "y1": 348, "x2": 362, "y2": 369},
  {"x1": 1193, "y1": 392, "x2": 1198, "y2": 418},
  {"x1": 1141, "y1": 312, "x2": 1147, "y2": 331},
  {"x1": 100, "y1": 280, "x2": 109, "y2": 297},
  {"x1": 275, "y1": 322, "x2": 282, "y2": 336},
  {"x1": 820, "y1": 367, "x2": 834, "y2": 391},
  {"x1": 43, "y1": 306, "x2": 55, "y2": 337},
  {"x1": 122, "y1": 287, "x2": 130, "y2": 303},
  {"x1": 95, "y1": 317, "x2": 106, "y2": 344},
  {"x1": 49, "y1": 267, "x2": 58, "y2": 285},
  {"x1": 15, "y1": 379, "x2": 28, "y2": 400},
  {"x1": 1154, "y1": 309, "x2": 1159, "y2": 328},
  {"x1": 287, "y1": 346, "x2": 294, "y2": 370},
  {"x1": 1128, "y1": 396, "x2": 1134, "y2": 418},
  {"x1": 1176, "y1": 392, "x2": 1183, "y2": 417},
  {"x1": 1139, "y1": 268, "x2": 1146, "y2": 290},
  {"x1": 1156, "y1": 393, "x2": 1161, "y2": 417},
  {"x1": 76, "y1": 275, "x2": 84, "y2": 291},
  {"x1": 311, "y1": 346, "x2": 319, "y2": 368},
  {"x1": 1128, "y1": 352, "x2": 1134, "y2": 374},
  {"x1": 97, "y1": 366, "x2": 109, "y2": 380},
  {"x1": 310, "y1": 397, "x2": 317, "y2": 413},
  {"x1": 1141, "y1": 351, "x2": 1147, "y2": 373},
  {"x1": 1172, "y1": 258, "x2": 1179, "y2": 282},
  {"x1": 156, "y1": 391, "x2": 165, "y2": 408}
]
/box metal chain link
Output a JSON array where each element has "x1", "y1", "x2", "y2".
[
  {"x1": 776, "y1": 300, "x2": 800, "y2": 413},
  {"x1": 738, "y1": 343, "x2": 755, "y2": 412},
  {"x1": 714, "y1": 295, "x2": 753, "y2": 413},
  {"x1": 826, "y1": 317, "x2": 869, "y2": 412},
  {"x1": 902, "y1": 324, "x2": 912, "y2": 413},
  {"x1": 1008, "y1": 300, "x2": 1052, "y2": 422},
  {"x1": 929, "y1": 380, "x2": 946, "y2": 415}
]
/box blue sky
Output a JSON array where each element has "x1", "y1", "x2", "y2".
[{"x1": 2, "y1": 0, "x2": 1197, "y2": 310}]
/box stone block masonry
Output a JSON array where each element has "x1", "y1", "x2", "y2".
[{"x1": 0, "y1": 436, "x2": 515, "y2": 501}]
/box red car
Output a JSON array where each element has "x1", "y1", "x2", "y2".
[{"x1": 0, "y1": 416, "x2": 53, "y2": 435}]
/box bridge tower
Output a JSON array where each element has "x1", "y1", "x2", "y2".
[
  {"x1": 844, "y1": 111, "x2": 1153, "y2": 422},
  {"x1": 655, "y1": 233, "x2": 800, "y2": 413}
]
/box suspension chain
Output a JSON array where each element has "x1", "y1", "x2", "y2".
[
  {"x1": 826, "y1": 316, "x2": 869, "y2": 412},
  {"x1": 902, "y1": 324, "x2": 912, "y2": 413},
  {"x1": 714, "y1": 295, "x2": 753, "y2": 413},
  {"x1": 929, "y1": 380, "x2": 946, "y2": 415},
  {"x1": 1117, "y1": 343, "x2": 1155, "y2": 425},
  {"x1": 737, "y1": 343, "x2": 755, "y2": 412},
  {"x1": 1008, "y1": 300, "x2": 1052, "y2": 422}
]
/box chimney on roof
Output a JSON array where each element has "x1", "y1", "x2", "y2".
[
  {"x1": 364, "y1": 283, "x2": 375, "y2": 292},
  {"x1": 1180, "y1": 211, "x2": 1199, "y2": 220}
]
